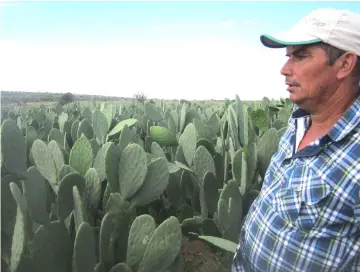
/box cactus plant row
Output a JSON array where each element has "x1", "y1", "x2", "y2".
[{"x1": 1, "y1": 94, "x2": 293, "y2": 271}]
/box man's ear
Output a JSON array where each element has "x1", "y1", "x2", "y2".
[{"x1": 336, "y1": 52, "x2": 358, "y2": 80}]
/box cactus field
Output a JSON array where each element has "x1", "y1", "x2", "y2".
[{"x1": 1, "y1": 94, "x2": 294, "y2": 272}]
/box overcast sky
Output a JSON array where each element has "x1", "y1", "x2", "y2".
[{"x1": 1, "y1": 1, "x2": 359, "y2": 100}]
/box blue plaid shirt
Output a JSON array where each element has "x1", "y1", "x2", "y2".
[{"x1": 232, "y1": 94, "x2": 360, "y2": 271}]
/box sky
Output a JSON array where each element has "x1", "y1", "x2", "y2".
[{"x1": 1, "y1": 1, "x2": 360, "y2": 101}]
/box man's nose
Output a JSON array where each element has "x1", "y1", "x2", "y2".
[{"x1": 280, "y1": 59, "x2": 291, "y2": 76}]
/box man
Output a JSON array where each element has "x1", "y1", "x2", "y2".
[{"x1": 232, "y1": 8, "x2": 360, "y2": 272}]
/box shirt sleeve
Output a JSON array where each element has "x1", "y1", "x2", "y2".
[{"x1": 354, "y1": 189, "x2": 360, "y2": 227}]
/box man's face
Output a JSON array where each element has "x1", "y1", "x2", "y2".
[{"x1": 280, "y1": 44, "x2": 338, "y2": 112}]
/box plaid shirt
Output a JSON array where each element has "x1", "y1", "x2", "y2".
[{"x1": 232, "y1": 94, "x2": 360, "y2": 272}]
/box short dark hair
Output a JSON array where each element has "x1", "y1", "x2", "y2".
[{"x1": 316, "y1": 42, "x2": 360, "y2": 85}]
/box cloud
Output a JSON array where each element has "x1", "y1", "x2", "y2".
[{"x1": 0, "y1": 38, "x2": 289, "y2": 100}]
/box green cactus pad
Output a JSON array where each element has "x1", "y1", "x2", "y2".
[
  {"x1": 10, "y1": 206, "x2": 26, "y2": 272},
  {"x1": 94, "y1": 262, "x2": 107, "y2": 272},
  {"x1": 57, "y1": 172, "x2": 86, "y2": 221},
  {"x1": 144, "y1": 102, "x2": 163, "y2": 122},
  {"x1": 196, "y1": 138, "x2": 216, "y2": 156},
  {"x1": 84, "y1": 167, "x2": 102, "y2": 212},
  {"x1": 53, "y1": 121, "x2": 60, "y2": 130},
  {"x1": 106, "y1": 193, "x2": 130, "y2": 214},
  {"x1": 71, "y1": 119, "x2": 80, "y2": 143},
  {"x1": 102, "y1": 106, "x2": 114, "y2": 127},
  {"x1": 174, "y1": 145, "x2": 187, "y2": 166},
  {"x1": 235, "y1": 95, "x2": 248, "y2": 147},
  {"x1": 193, "y1": 145, "x2": 217, "y2": 218},
  {"x1": 104, "y1": 143, "x2": 122, "y2": 193},
  {"x1": 103, "y1": 184, "x2": 111, "y2": 212},
  {"x1": 32, "y1": 139, "x2": 58, "y2": 187},
  {"x1": 228, "y1": 107, "x2": 241, "y2": 151},
  {"x1": 1, "y1": 119, "x2": 27, "y2": 178},
  {"x1": 250, "y1": 108, "x2": 269, "y2": 132},
  {"x1": 73, "y1": 186, "x2": 87, "y2": 232},
  {"x1": 58, "y1": 164, "x2": 77, "y2": 183},
  {"x1": 10, "y1": 181, "x2": 28, "y2": 217},
  {"x1": 107, "y1": 118, "x2": 138, "y2": 137},
  {"x1": 118, "y1": 143, "x2": 147, "y2": 200},
  {"x1": 119, "y1": 124, "x2": 133, "y2": 153},
  {"x1": 246, "y1": 142, "x2": 258, "y2": 187},
  {"x1": 48, "y1": 128, "x2": 65, "y2": 147},
  {"x1": 22, "y1": 166, "x2": 49, "y2": 225},
  {"x1": 58, "y1": 112, "x2": 69, "y2": 132},
  {"x1": 179, "y1": 123, "x2": 197, "y2": 166},
  {"x1": 109, "y1": 263, "x2": 132, "y2": 272},
  {"x1": 203, "y1": 171, "x2": 221, "y2": 216},
  {"x1": 73, "y1": 222, "x2": 96, "y2": 272},
  {"x1": 167, "y1": 114, "x2": 177, "y2": 136},
  {"x1": 25, "y1": 126, "x2": 37, "y2": 151},
  {"x1": 126, "y1": 214, "x2": 156, "y2": 267},
  {"x1": 99, "y1": 212, "x2": 116, "y2": 267},
  {"x1": 90, "y1": 139, "x2": 101, "y2": 157},
  {"x1": 218, "y1": 180, "x2": 243, "y2": 242},
  {"x1": 48, "y1": 140, "x2": 65, "y2": 172},
  {"x1": 69, "y1": 135, "x2": 94, "y2": 176},
  {"x1": 1, "y1": 175, "x2": 19, "y2": 236},
  {"x1": 193, "y1": 145, "x2": 216, "y2": 187},
  {"x1": 193, "y1": 118, "x2": 214, "y2": 142},
  {"x1": 196, "y1": 235, "x2": 237, "y2": 253},
  {"x1": 138, "y1": 216, "x2": 182, "y2": 272},
  {"x1": 81, "y1": 107, "x2": 93, "y2": 123},
  {"x1": 151, "y1": 141, "x2": 167, "y2": 159},
  {"x1": 93, "y1": 142, "x2": 112, "y2": 183},
  {"x1": 63, "y1": 119, "x2": 73, "y2": 137},
  {"x1": 132, "y1": 134, "x2": 144, "y2": 149},
  {"x1": 257, "y1": 128, "x2": 280, "y2": 178},
  {"x1": 232, "y1": 148, "x2": 243, "y2": 184},
  {"x1": 168, "y1": 162, "x2": 180, "y2": 174},
  {"x1": 185, "y1": 108, "x2": 202, "y2": 126},
  {"x1": 77, "y1": 118, "x2": 95, "y2": 140},
  {"x1": 31, "y1": 220, "x2": 73, "y2": 272},
  {"x1": 166, "y1": 172, "x2": 182, "y2": 209},
  {"x1": 278, "y1": 108, "x2": 291, "y2": 125},
  {"x1": 272, "y1": 119, "x2": 284, "y2": 130},
  {"x1": 206, "y1": 112, "x2": 221, "y2": 136},
  {"x1": 149, "y1": 126, "x2": 178, "y2": 146},
  {"x1": 179, "y1": 102, "x2": 188, "y2": 133},
  {"x1": 130, "y1": 157, "x2": 169, "y2": 207},
  {"x1": 37, "y1": 127, "x2": 48, "y2": 141},
  {"x1": 93, "y1": 109, "x2": 109, "y2": 144},
  {"x1": 217, "y1": 198, "x2": 228, "y2": 233}
]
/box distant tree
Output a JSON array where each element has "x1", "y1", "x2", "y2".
[
  {"x1": 134, "y1": 92, "x2": 147, "y2": 104},
  {"x1": 59, "y1": 92, "x2": 74, "y2": 106}
]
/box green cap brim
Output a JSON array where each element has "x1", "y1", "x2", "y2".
[{"x1": 260, "y1": 33, "x2": 322, "y2": 48}]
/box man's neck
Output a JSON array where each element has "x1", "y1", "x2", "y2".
[{"x1": 310, "y1": 85, "x2": 358, "y2": 132}]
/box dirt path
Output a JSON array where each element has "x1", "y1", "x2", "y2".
[{"x1": 181, "y1": 238, "x2": 233, "y2": 272}]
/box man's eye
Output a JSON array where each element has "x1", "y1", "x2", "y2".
[{"x1": 294, "y1": 54, "x2": 306, "y2": 60}]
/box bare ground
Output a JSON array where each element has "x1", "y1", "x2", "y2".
[{"x1": 181, "y1": 238, "x2": 233, "y2": 272}]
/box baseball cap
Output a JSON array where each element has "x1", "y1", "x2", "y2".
[{"x1": 260, "y1": 8, "x2": 360, "y2": 57}]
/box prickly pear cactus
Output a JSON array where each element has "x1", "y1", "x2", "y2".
[
  {"x1": 118, "y1": 144, "x2": 147, "y2": 200},
  {"x1": 137, "y1": 216, "x2": 182, "y2": 272}
]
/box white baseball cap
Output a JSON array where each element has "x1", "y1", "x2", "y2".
[{"x1": 260, "y1": 8, "x2": 360, "y2": 57}]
